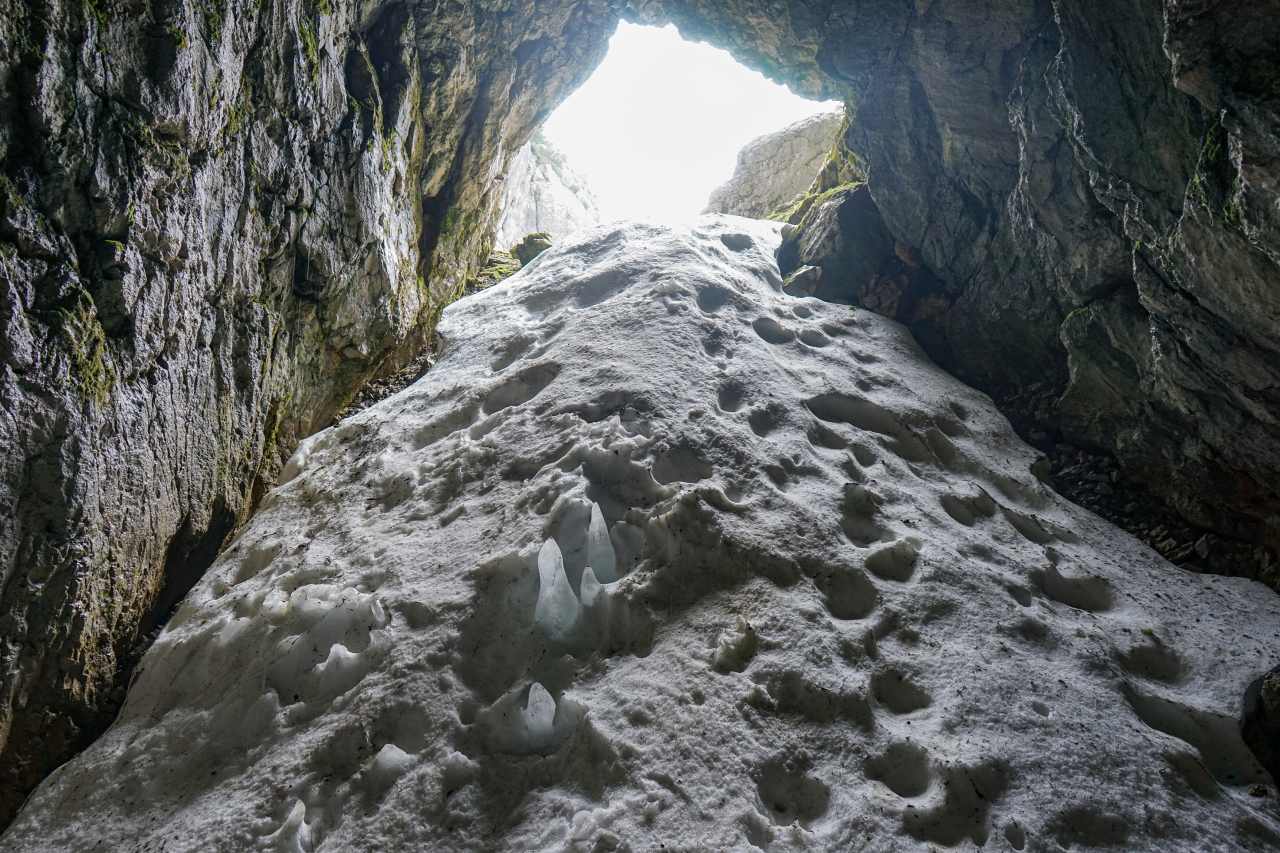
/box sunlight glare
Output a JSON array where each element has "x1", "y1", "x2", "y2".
[{"x1": 540, "y1": 22, "x2": 841, "y2": 224}]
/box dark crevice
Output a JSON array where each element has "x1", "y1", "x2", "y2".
[
  {"x1": 138, "y1": 499, "x2": 237, "y2": 641},
  {"x1": 418, "y1": 190, "x2": 455, "y2": 273},
  {"x1": 362, "y1": 2, "x2": 413, "y2": 128},
  {"x1": 291, "y1": 246, "x2": 322, "y2": 302},
  {"x1": 1001, "y1": 393, "x2": 1278, "y2": 586},
  {"x1": 1243, "y1": 668, "x2": 1280, "y2": 789}
]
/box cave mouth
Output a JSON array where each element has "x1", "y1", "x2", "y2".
[{"x1": 538, "y1": 21, "x2": 840, "y2": 224}]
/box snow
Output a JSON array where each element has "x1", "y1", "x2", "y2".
[{"x1": 5, "y1": 217, "x2": 1280, "y2": 851}]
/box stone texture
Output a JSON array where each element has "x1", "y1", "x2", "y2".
[
  {"x1": 704, "y1": 109, "x2": 842, "y2": 218},
  {"x1": 777, "y1": 185, "x2": 950, "y2": 353},
  {"x1": 465, "y1": 249, "x2": 523, "y2": 296},
  {"x1": 495, "y1": 131, "x2": 602, "y2": 246},
  {"x1": 512, "y1": 232, "x2": 554, "y2": 266},
  {"x1": 0, "y1": 0, "x2": 621, "y2": 825}
]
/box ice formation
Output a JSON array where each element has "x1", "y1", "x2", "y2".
[
  {"x1": 522, "y1": 683, "x2": 557, "y2": 748},
  {"x1": 5, "y1": 217, "x2": 1280, "y2": 851},
  {"x1": 534, "y1": 538, "x2": 581, "y2": 641},
  {"x1": 586, "y1": 503, "x2": 618, "y2": 583}
]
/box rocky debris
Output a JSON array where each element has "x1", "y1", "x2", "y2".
[
  {"x1": 704, "y1": 110, "x2": 843, "y2": 218},
  {"x1": 990, "y1": 378, "x2": 1280, "y2": 589},
  {"x1": 495, "y1": 131, "x2": 602, "y2": 245},
  {"x1": 512, "y1": 232, "x2": 554, "y2": 266},
  {"x1": 332, "y1": 343, "x2": 439, "y2": 424},
  {"x1": 1047, "y1": 443, "x2": 1278, "y2": 587},
  {"x1": 5, "y1": 218, "x2": 1278, "y2": 851},
  {"x1": 0, "y1": 0, "x2": 621, "y2": 826}
]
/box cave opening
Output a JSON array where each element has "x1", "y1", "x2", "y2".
[{"x1": 509, "y1": 21, "x2": 840, "y2": 230}]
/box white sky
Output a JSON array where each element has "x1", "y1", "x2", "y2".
[{"x1": 541, "y1": 22, "x2": 840, "y2": 223}]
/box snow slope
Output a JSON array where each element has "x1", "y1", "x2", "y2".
[{"x1": 5, "y1": 218, "x2": 1279, "y2": 852}]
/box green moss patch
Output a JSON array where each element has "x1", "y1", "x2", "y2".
[
  {"x1": 57, "y1": 292, "x2": 116, "y2": 405},
  {"x1": 767, "y1": 107, "x2": 865, "y2": 225},
  {"x1": 512, "y1": 232, "x2": 552, "y2": 265},
  {"x1": 299, "y1": 17, "x2": 320, "y2": 75},
  {"x1": 464, "y1": 250, "x2": 522, "y2": 294}
]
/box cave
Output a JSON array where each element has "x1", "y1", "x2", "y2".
[
  {"x1": 1, "y1": 1, "x2": 1279, "y2": 848},
  {"x1": 517, "y1": 21, "x2": 841, "y2": 225}
]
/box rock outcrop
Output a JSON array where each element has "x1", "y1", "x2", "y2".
[
  {"x1": 5, "y1": 218, "x2": 1277, "y2": 851},
  {"x1": 704, "y1": 109, "x2": 842, "y2": 218},
  {"x1": 0, "y1": 0, "x2": 619, "y2": 824},
  {"x1": 512, "y1": 232, "x2": 555, "y2": 266},
  {"x1": 495, "y1": 131, "x2": 602, "y2": 246}
]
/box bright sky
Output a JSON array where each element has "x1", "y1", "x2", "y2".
[{"x1": 541, "y1": 22, "x2": 840, "y2": 223}]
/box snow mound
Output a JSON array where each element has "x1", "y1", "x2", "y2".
[{"x1": 6, "y1": 218, "x2": 1279, "y2": 851}]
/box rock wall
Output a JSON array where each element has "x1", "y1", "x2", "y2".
[
  {"x1": 0, "y1": 0, "x2": 620, "y2": 824},
  {"x1": 495, "y1": 131, "x2": 602, "y2": 246},
  {"x1": 704, "y1": 109, "x2": 842, "y2": 218},
  {"x1": 632, "y1": 0, "x2": 1280, "y2": 570}
]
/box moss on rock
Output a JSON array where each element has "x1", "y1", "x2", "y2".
[
  {"x1": 512, "y1": 231, "x2": 552, "y2": 265},
  {"x1": 465, "y1": 249, "x2": 522, "y2": 295},
  {"x1": 57, "y1": 292, "x2": 115, "y2": 405},
  {"x1": 766, "y1": 110, "x2": 865, "y2": 225}
]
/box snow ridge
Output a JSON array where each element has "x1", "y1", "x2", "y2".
[{"x1": 5, "y1": 217, "x2": 1279, "y2": 852}]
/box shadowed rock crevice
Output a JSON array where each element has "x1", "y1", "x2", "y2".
[{"x1": 143, "y1": 500, "x2": 239, "y2": 641}]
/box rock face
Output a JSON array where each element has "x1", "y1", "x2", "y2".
[
  {"x1": 495, "y1": 131, "x2": 602, "y2": 247},
  {"x1": 5, "y1": 218, "x2": 1278, "y2": 851},
  {"x1": 0, "y1": 0, "x2": 620, "y2": 824},
  {"x1": 704, "y1": 109, "x2": 842, "y2": 218},
  {"x1": 631, "y1": 0, "x2": 1280, "y2": 571},
  {"x1": 776, "y1": 184, "x2": 951, "y2": 359}
]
